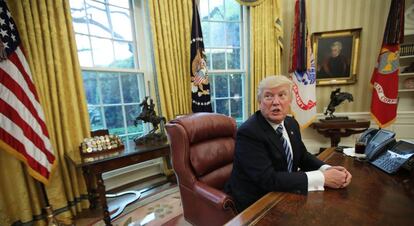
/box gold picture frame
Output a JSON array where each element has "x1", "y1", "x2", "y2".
[{"x1": 313, "y1": 28, "x2": 361, "y2": 85}]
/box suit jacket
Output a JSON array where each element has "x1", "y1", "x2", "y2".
[{"x1": 225, "y1": 111, "x2": 325, "y2": 212}]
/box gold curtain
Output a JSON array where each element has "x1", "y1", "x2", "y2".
[
  {"x1": 0, "y1": 0, "x2": 90, "y2": 224},
  {"x1": 249, "y1": 0, "x2": 284, "y2": 112},
  {"x1": 148, "y1": 0, "x2": 193, "y2": 121}
]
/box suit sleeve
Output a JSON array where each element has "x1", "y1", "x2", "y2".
[
  {"x1": 290, "y1": 119, "x2": 325, "y2": 171},
  {"x1": 235, "y1": 126, "x2": 308, "y2": 194}
]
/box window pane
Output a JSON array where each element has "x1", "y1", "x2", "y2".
[
  {"x1": 110, "y1": 5, "x2": 133, "y2": 41},
  {"x1": 227, "y1": 48, "x2": 240, "y2": 69},
  {"x1": 104, "y1": 106, "x2": 125, "y2": 135},
  {"x1": 209, "y1": 0, "x2": 224, "y2": 20},
  {"x1": 231, "y1": 98, "x2": 242, "y2": 119},
  {"x1": 100, "y1": 73, "x2": 121, "y2": 104},
  {"x1": 91, "y1": 37, "x2": 114, "y2": 67},
  {"x1": 125, "y1": 104, "x2": 143, "y2": 133},
  {"x1": 205, "y1": 49, "x2": 212, "y2": 70},
  {"x1": 86, "y1": 0, "x2": 111, "y2": 38},
  {"x1": 200, "y1": 0, "x2": 209, "y2": 20},
  {"x1": 113, "y1": 41, "x2": 134, "y2": 68},
  {"x1": 70, "y1": 1, "x2": 88, "y2": 34},
  {"x1": 76, "y1": 34, "x2": 93, "y2": 67},
  {"x1": 229, "y1": 73, "x2": 242, "y2": 97},
  {"x1": 226, "y1": 23, "x2": 240, "y2": 47},
  {"x1": 83, "y1": 71, "x2": 100, "y2": 104},
  {"x1": 212, "y1": 49, "x2": 225, "y2": 70},
  {"x1": 88, "y1": 106, "x2": 104, "y2": 130},
  {"x1": 121, "y1": 74, "x2": 139, "y2": 103},
  {"x1": 215, "y1": 75, "x2": 228, "y2": 97},
  {"x1": 210, "y1": 22, "x2": 225, "y2": 47},
  {"x1": 216, "y1": 99, "x2": 229, "y2": 115},
  {"x1": 201, "y1": 22, "x2": 211, "y2": 47},
  {"x1": 108, "y1": 0, "x2": 129, "y2": 8},
  {"x1": 225, "y1": 0, "x2": 241, "y2": 21},
  {"x1": 210, "y1": 75, "x2": 215, "y2": 97}
]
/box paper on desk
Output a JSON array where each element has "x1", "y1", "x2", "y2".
[{"x1": 343, "y1": 147, "x2": 366, "y2": 158}]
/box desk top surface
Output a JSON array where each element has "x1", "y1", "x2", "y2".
[
  {"x1": 226, "y1": 148, "x2": 414, "y2": 226},
  {"x1": 65, "y1": 140, "x2": 169, "y2": 167}
]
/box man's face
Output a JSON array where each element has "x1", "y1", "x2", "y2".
[
  {"x1": 259, "y1": 84, "x2": 291, "y2": 124},
  {"x1": 331, "y1": 46, "x2": 340, "y2": 57}
]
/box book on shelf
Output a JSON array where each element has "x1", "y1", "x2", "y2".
[{"x1": 401, "y1": 43, "x2": 414, "y2": 56}]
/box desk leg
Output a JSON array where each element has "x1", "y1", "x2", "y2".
[
  {"x1": 96, "y1": 173, "x2": 112, "y2": 226},
  {"x1": 82, "y1": 167, "x2": 98, "y2": 209}
]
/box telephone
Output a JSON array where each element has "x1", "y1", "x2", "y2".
[
  {"x1": 363, "y1": 129, "x2": 396, "y2": 161},
  {"x1": 358, "y1": 129, "x2": 414, "y2": 174}
]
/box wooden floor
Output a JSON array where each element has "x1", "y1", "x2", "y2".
[{"x1": 73, "y1": 174, "x2": 190, "y2": 226}]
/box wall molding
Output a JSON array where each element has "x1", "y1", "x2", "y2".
[{"x1": 102, "y1": 158, "x2": 164, "y2": 191}]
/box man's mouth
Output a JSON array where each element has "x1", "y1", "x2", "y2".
[{"x1": 272, "y1": 108, "x2": 281, "y2": 113}]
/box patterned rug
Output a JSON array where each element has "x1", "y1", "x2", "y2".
[{"x1": 93, "y1": 187, "x2": 182, "y2": 226}]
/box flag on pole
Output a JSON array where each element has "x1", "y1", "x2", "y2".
[
  {"x1": 289, "y1": 0, "x2": 317, "y2": 129},
  {"x1": 370, "y1": 0, "x2": 404, "y2": 128},
  {"x1": 0, "y1": 0, "x2": 55, "y2": 184},
  {"x1": 190, "y1": 0, "x2": 212, "y2": 113}
]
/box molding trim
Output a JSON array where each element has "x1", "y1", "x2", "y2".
[{"x1": 102, "y1": 159, "x2": 163, "y2": 191}]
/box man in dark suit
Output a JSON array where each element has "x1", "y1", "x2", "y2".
[{"x1": 225, "y1": 75, "x2": 352, "y2": 212}]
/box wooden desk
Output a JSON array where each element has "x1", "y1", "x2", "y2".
[
  {"x1": 65, "y1": 141, "x2": 171, "y2": 226},
  {"x1": 226, "y1": 148, "x2": 414, "y2": 226},
  {"x1": 311, "y1": 119, "x2": 370, "y2": 147}
]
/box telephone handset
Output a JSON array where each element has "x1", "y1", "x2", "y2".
[
  {"x1": 358, "y1": 128, "x2": 379, "y2": 144},
  {"x1": 364, "y1": 129, "x2": 396, "y2": 161}
]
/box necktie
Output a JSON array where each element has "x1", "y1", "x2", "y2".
[{"x1": 276, "y1": 125, "x2": 293, "y2": 172}]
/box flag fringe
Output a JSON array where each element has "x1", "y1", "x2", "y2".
[
  {"x1": 0, "y1": 140, "x2": 56, "y2": 185},
  {"x1": 370, "y1": 112, "x2": 396, "y2": 129}
]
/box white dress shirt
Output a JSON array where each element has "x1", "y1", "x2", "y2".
[{"x1": 268, "y1": 120, "x2": 328, "y2": 191}]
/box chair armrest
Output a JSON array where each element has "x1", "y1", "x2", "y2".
[{"x1": 194, "y1": 181, "x2": 237, "y2": 213}]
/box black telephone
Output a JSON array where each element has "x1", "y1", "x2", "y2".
[
  {"x1": 358, "y1": 129, "x2": 414, "y2": 174},
  {"x1": 362, "y1": 129, "x2": 396, "y2": 161}
]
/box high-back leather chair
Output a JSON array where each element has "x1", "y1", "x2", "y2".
[{"x1": 166, "y1": 113, "x2": 238, "y2": 226}]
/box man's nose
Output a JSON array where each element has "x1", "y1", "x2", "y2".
[{"x1": 271, "y1": 97, "x2": 281, "y2": 105}]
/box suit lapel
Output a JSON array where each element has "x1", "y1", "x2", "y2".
[{"x1": 256, "y1": 112, "x2": 287, "y2": 161}]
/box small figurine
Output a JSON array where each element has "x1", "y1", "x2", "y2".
[
  {"x1": 324, "y1": 88, "x2": 353, "y2": 119},
  {"x1": 134, "y1": 97, "x2": 166, "y2": 145}
]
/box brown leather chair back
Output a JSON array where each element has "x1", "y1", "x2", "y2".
[{"x1": 166, "y1": 113, "x2": 237, "y2": 226}]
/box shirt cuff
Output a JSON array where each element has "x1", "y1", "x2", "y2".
[
  {"x1": 319, "y1": 164, "x2": 331, "y2": 172},
  {"x1": 306, "y1": 170, "x2": 325, "y2": 191}
]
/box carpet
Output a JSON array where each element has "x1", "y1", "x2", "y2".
[{"x1": 93, "y1": 186, "x2": 182, "y2": 226}]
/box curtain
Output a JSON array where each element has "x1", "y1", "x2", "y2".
[
  {"x1": 0, "y1": 0, "x2": 90, "y2": 224},
  {"x1": 249, "y1": 0, "x2": 284, "y2": 112},
  {"x1": 148, "y1": 0, "x2": 193, "y2": 121}
]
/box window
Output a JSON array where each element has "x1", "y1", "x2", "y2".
[
  {"x1": 70, "y1": 0, "x2": 148, "y2": 142},
  {"x1": 200, "y1": 0, "x2": 246, "y2": 125}
]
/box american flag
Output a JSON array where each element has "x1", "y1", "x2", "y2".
[{"x1": 0, "y1": 0, "x2": 55, "y2": 184}]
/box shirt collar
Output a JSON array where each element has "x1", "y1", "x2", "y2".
[{"x1": 266, "y1": 119, "x2": 285, "y2": 131}]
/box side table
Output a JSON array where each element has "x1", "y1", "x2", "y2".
[
  {"x1": 65, "y1": 140, "x2": 172, "y2": 226},
  {"x1": 310, "y1": 119, "x2": 371, "y2": 147}
]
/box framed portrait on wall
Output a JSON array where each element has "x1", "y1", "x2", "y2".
[{"x1": 312, "y1": 28, "x2": 361, "y2": 85}]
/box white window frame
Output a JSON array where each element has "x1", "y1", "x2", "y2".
[
  {"x1": 200, "y1": 0, "x2": 249, "y2": 125},
  {"x1": 72, "y1": 0, "x2": 158, "y2": 144}
]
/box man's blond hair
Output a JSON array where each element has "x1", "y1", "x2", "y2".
[{"x1": 257, "y1": 75, "x2": 293, "y2": 101}]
